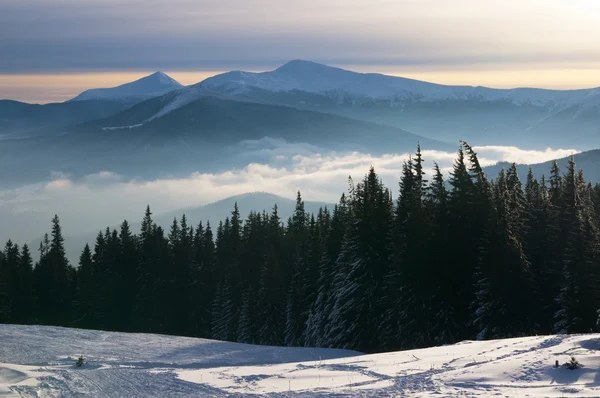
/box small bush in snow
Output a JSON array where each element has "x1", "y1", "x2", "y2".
[
  {"x1": 563, "y1": 357, "x2": 582, "y2": 370},
  {"x1": 76, "y1": 355, "x2": 85, "y2": 367}
]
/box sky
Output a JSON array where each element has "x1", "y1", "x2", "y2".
[{"x1": 1, "y1": 0, "x2": 600, "y2": 103}]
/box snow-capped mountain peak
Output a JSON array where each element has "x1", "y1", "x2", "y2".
[
  {"x1": 137, "y1": 60, "x2": 600, "y2": 124},
  {"x1": 196, "y1": 60, "x2": 600, "y2": 106},
  {"x1": 69, "y1": 72, "x2": 184, "y2": 103}
]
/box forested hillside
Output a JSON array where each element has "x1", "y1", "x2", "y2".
[{"x1": 1, "y1": 142, "x2": 599, "y2": 353}]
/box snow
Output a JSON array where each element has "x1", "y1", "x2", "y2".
[
  {"x1": 1, "y1": 325, "x2": 600, "y2": 396},
  {"x1": 197, "y1": 60, "x2": 600, "y2": 108},
  {"x1": 101, "y1": 123, "x2": 144, "y2": 131}
]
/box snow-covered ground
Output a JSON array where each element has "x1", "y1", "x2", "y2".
[{"x1": 1, "y1": 325, "x2": 599, "y2": 397}]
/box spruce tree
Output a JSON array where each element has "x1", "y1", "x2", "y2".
[
  {"x1": 74, "y1": 244, "x2": 95, "y2": 328},
  {"x1": 328, "y1": 167, "x2": 393, "y2": 351},
  {"x1": 555, "y1": 157, "x2": 600, "y2": 333},
  {"x1": 256, "y1": 205, "x2": 286, "y2": 346}
]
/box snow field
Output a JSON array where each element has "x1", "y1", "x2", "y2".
[{"x1": 1, "y1": 324, "x2": 600, "y2": 396}]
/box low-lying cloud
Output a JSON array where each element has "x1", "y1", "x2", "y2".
[{"x1": 0, "y1": 144, "x2": 578, "y2": 250}]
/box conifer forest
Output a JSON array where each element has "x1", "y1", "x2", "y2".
[{"x1": 1, "y1": 142, "x2": 599, "y2": 354}]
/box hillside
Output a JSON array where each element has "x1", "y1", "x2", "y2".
[
  {"x1": 79, "y1": 95, "x2": 453, "y2": 153},
  {"x1": 1, "y1": 324, "x2": 599, "y2": 397}
]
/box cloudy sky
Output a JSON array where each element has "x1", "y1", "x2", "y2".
[{"x1": 2, "y1": 0, "x2": 600, "y2": 102}]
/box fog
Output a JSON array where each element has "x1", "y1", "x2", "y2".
[{"x1": 0, "y1": 142, "x2": 577, "y2": 253}]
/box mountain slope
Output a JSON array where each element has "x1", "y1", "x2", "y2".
[
  {"x1": 483, "y1": 149, "x2": 600, "y2": 183},
  {"x1": 69, "y1": 71, "x2": 183, "y2": 103},
  {"x1": 78, "y1": 94, "x2": 453, "y2": 152},
  {"x1": 1, "y1": 324, "x2": 599, "y2": 397}
]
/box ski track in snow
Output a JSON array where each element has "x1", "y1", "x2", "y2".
[{"x1": 1, "y1": 325, "x2": 600, "y2": 397}]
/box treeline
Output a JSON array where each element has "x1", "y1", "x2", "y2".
[{"x1": 1, "y1": 142, "x2": 600, "y2": 353}]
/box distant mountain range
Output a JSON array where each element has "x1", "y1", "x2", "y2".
[
  {"x1": 140, "y1": 60, "x2": 600, "y2": 147},
  {"x1": 1, "y1": 60, "x2": 600, "y2": 187}
]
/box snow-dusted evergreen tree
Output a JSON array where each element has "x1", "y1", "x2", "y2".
[
  {"x1": 188, "y1": 221, "x2": 215, "y2": 337},
  {"x1": 116, "y1": 220, "x2": 139, "y2": 332},
  {"x1": 15, "y1": 244, "x2": 33, "y2": 324},
  {"x1": 471, "y1": 165, "x2": 535, "y2": 339},
  {"x1": 74, "y1": 244, "x2": 94, "y2": 328},
  {"x1": 524, "y1": 171, "x2": 560, "y2": 332},
  {"x1": 383, "y1": 144, "x2": 434, "y2": 349},
  {"x1": 327, "y1": 167, "x2": 393, "y2": 352},
  {"x1": 236, "y1": 289, "x2": 253, "y2": 344},
  {"x1": 424, "y1": 163, "x2": 459, "y2": 345},
  {"x1": 132, "y1": 206, "x2": 156, "y2": 331},
  {"x1": 256, "y1": 205, "x2": 286, "y2": 346},
  {"x1": 442, "y1": 144, "x2": 479, "y2": 340},
  {"x1": 35, "y1": 215, "x2": 72, "y2": 325},
  {"x1": 554, "y1": 158, "x2": 600, "y2": 333},
  {"x1": 211, "y1": 218, "x2": 238, "y2": 341},
  {"x1": 284, "y1": 192, "x2": 310, "y2": 346},
  {"x1": 306, "y1": 199, "x2": 347, "y2": 347}
]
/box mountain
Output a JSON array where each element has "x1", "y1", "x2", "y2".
[
  {"x1": 483, "y1": 149, "x2": 600, "y2": 183},
  {"x1": 0, "y1": 95, "x2": 453, "y2": 187},
  {"x1": 200, "y1": 60, "x2": 600, "y2": 106},
  {"x1": 28, "y1": 192, "x2": 333, "y2": 264},
  {"x1": 0, "y1": 99, "x2": 130, "y2": 136},
  {"x1": 79, "y1": 94, "x2": 452, "y2": 152},
  {"x1": 155, "y1": 192, "x2": 331, "y2": 228},
  {"x1": 149, "y1": 60, "x2": 600, "y2": 148},
  {"x1": 69, "y1": 71, "x2": 183, "y2": 103}
]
